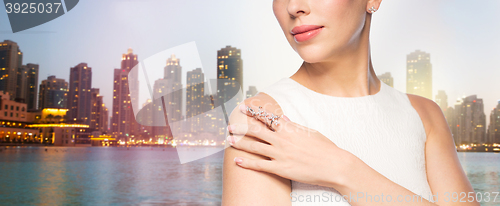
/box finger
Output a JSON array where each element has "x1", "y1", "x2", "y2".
[
  {"x1": 237, "y1": 117, "x2": 279, "y2": 142},
  {"x1": 239, "y1": 104, "x2": 283, "y2": 132},
  {"x1": 228, "y1": 123, "x2": 278, "y2": 145},
  {"x1": 228, "y1": 134, "x2": 278, "y2": 159},
  {"x1": 239, "y1": 104, "x2": 271, "y2": 127},
  {"x1": 233, "y1": 156, "x2": 276, "y2": 173}
]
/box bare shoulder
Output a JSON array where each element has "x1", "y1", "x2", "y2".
[
  {"x1": 405, "y1": 93, "x2": 448, "y2": 139},
  {"x1": 244, "y1": 92, "x2": 284, "y2": 116},
  {"x1": 221, "y1": 92, "x2": 291, "y2": 205},
  {"x1": 406, "y1": 93, "x2": 477, "y2": 205}
]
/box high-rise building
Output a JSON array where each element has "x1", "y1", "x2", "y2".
[
  {"x1": 377, "y1": 72, "x2": 393, "y2": 88},
  {"x1": 39, "y1": 75, "x2": 68, "y2": 109},
  {"x1": 90, "y1": 88, "x2": 108, "y2": 134},
  {"x1": 164, "y1": 54, "x2": 183, "y2": 133},
  {"x1": 186, "y1": 68, "x2": 205, "y2": 134},
  {"x1": 111, "y1": 49, "x2": 139, "y2": 139},
  {"x1": 444, "y1": 106, "x2": 457, "y2": 143},
  {"x1": 406, "y1": 50, "x2": 432, "y2": 99},
  {"x1": 15, "y1": 65, "x2": 29, "y2": 103},
  {"x1": 67, "y1": 63, "x2": 92, "y2": 125},
  {"x1": 246, "y1": 86, "x2": 258, "y2": 98},
  {"x1": 123, "y1": 48, "x2": 139, "y2": 117},
  {"x1": 452, "y1": 95, "x2": 486, "y2": 145},
  {"x1": 136, "y1": 99, "x2": 154, "y2": 138},
  {"x1": 487, "y1": 100, "x2": 500, "y2": 144},
  {"x1": 435, "y1": 90, "x2": 448, "y2": 112},
  {"x1": 151, "y1": 54, "x2": 183, "y2": 139},
  {"x1": 217, "y1": 46, "x2": 243, "y2": 117},
  {"x1": 152, "y1": 78, "x2": 171, "y2": 139},
  {"x1": 0, "y1": 40, "x2": 23, "y2": 100},
  {"x1": 24, "y1": 63, "x2": 38, "y2": 110},
  {"x1": 15, "y1": 63, "x2": 38, "y2": 110},
  {"x1": 102, "y1": 106, "x2": 109, "y2": 133}
]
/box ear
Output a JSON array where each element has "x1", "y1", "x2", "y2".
[{"x1": 366, "y1": 0, "x2": 383, "y2": 13}]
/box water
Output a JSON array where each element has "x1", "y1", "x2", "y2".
[
  {"x1": 0, "y1": 147, "x2": 499, "y2": 205},
  {"x1": 0, "y1": 147, "x2": 224, "y2": 205},
  {"x1": 458, "y1": 152, "x2": 500, "y2": 205}
]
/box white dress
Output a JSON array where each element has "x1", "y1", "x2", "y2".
[{"x1": 259, "y1": 77, "x2": 433, "y2": 205}]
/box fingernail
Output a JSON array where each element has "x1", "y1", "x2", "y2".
[
  {"x1": 227, "y1": 135, "x2": 234, "y2": 145},
  {"x1": 282, "y1": 114, "x2": 290, "y2": 121},
  {"x1": 227, "y1": 125, "x2": 235, "y2": 132},
  {"x1": 234, "y1": 157, "x2": 243, "y2": 164},
  {"x1": 239, "y1": 104, "x2": 246, "y2": 113}
]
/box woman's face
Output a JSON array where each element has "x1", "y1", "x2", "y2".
[{"x1": 273, "y1": 0, "x2": 370, "y2": 63}]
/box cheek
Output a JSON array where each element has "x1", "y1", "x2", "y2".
[
  {"x1": 272, "y1": 1, "x2": 288, "y2": 27},
  {"x1": 318, "y1": 0, "x2": 366, "y2": 40},
  {"x1": 317, "y1": 0, "x2": 355, "y2": 23}
]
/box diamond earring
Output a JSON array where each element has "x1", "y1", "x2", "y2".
[{"x1": 368, "y1": 6, "x2": 377, "y2": 13}]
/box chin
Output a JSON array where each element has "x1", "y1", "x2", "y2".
[{"x1": 294, "y1": 44, "x2": 331, "y2": 63}]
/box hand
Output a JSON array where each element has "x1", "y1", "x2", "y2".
[{"x1": 227, "y1": 103, "x2": 356, "y2": 188}]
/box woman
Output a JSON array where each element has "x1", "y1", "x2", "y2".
[{"x1": 222, "y1": 0, "x2": 478, "y2": 205}]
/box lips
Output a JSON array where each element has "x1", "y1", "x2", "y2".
[
  {"x1": 291, "y1": 25, "x2": 324, "y2": 42},
  {"x1": 291, "y1": 25, "x2": 324, "y2": 35}
]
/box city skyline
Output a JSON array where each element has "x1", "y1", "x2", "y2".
[
  {"x1": 4, "y1": 39, "x2": 500, "y2": 146},
  {"x1": 1, "y1": 0, "x2": 500, "y2": 127},
  {"x1": 1, "y1": 2, "x2": 499, "y2": 205}
]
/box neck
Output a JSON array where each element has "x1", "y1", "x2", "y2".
[{"x1": 290, "y1": 17, "x2": 381, "y2": 98}]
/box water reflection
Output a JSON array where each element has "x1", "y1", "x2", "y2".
[
  {"x1": 0, "y1": 147, "x2": 498, "y2": 205},
  {"x1": 0, "y1": 147, "x2": 223, "y2": 205},
  {"x1": 457, "y1": 152, "x2": 500, "y2": 206}
]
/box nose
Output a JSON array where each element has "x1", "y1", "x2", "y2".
[{"x1": 287, "y1": 0, "x2": 310, "y2": 19}]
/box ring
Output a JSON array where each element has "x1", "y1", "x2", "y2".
[{"x1": 246, "y1": 106, "x2": 281, "y2": 132}]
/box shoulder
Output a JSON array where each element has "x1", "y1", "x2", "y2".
[
  {"x1": 405, "y1": 93, "x2": 448, "y2": 139},
  {"x1": 406, "y1": 97, "x2": 477, "y2": 202},
  {"x1": 239, "y1": 92, "x2": 284, "y2": 117},
  {"x1": 258, "y1": 78, "x2": 298, "y2": 99},
  {"x1": 222, "y1": 93, "x2": 291, "y2": 205}
]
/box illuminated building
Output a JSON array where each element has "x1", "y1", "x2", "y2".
[
  {"x1": 67, "y1": 63, "x2": 92, "y2": 125},
  {"x1": 0, "y1": 40, "x2": 23, "y2": 100},
  {"x1": 453, "y1": 95, "x2": 486, "y2": 145},
  {"x1": 0, "y1": 91, "x2": 39, "y2": 142},
  {"x1": 28, "y1": 123, "x2": 90, "y2": 146},
  {"x1": 377, "y1": 72, "x2": 393, "y2": 88},
  {"x1": 487, "y1": 100, "x2": 500, "y2": 144},
  {"x1": 90, "y1": 88, "x2": 108, "y2": 134},
  {"x1": 111, "y1": 48, "x2": 139, "y2": 139},
  {"x1": 216, "y1": 46, "x2": 243, "y2": 136},
  {"x1": 0, "y1": 91, "x2": 28, "y2": 121},
  {"x1": 151, "y1": 54, "x2": 183, "y2": 140},
  {"x1": 39, "y1": 75, "x2": 68, "y2": 109},
  {"x1": 163, "y1": 54, "x2": 182, "y2": 132},
  {"x1": 90, "y1": 135, "x2": 117, "y2": 146},
  {"x1": 15, "y1": 63, "x2": 38, "y2": 110},
  {"x1": 406, "y1": 50, "x2": 432, "y2": 99},
  {"x1": 39, "y1": 108, "x2": 67, "y2": 123},
  {"x1": 0, "y1": 41, "x2": 38, "y2": 109},
  {"x1": 136, "y1": 99, "x2": 154, "y2": 138},
  {"x1": 217, "y1": 46, "x2": 243, "y2": 108},
  {"x1": 186, "y1": 68, "x2": 205, "y2": 134}
]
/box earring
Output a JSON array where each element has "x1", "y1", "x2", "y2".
[{"x1": 368, "y1": 6, "x2": 377, "y2": 13}]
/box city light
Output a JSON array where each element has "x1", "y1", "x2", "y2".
[{"x1": 27, "y1": 124, "x2": 89, "y2": 128}]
